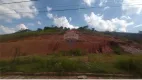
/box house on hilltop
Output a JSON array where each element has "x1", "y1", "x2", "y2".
[{"x1": 64, "y1": 29, "x2": 79, "y2": 40}]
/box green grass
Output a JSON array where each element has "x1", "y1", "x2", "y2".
[
  {"x1": 0, "y1": 28, "x2": 67, "y2": 42},
  {"x1": 54, "y1": 49, "x2": 85, "y2": 56},
  {"x1": 1, "y1": 54, "x2": 142, "y2": 77},
  {"x1": 109, "y1": 41, "x2": 127, "y2": 55},
  {"x1": 115, "y1": 57, "x2": 142, "y2": 77}
]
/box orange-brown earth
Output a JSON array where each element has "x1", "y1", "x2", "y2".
[{"x1": 0, "y1": 31, "x2": 141, "y2": 59}]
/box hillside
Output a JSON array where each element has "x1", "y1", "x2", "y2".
[{"x1": 0, "y1": 29, "x2": 142, "y2": 59}]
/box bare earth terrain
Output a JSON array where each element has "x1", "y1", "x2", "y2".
[{"x1": 0, "y1": 32, "x2": 142, "y2": 59}]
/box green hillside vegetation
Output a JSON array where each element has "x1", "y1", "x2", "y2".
[
  {"x1": 0, "y1": 25, "x2": 142, "y2": 44},
  {"x1": 0, "y1": 26, "x2": 69, "y2": 42},
  {"x1": 103, "y1": 31, "x2": 142, "y2": 44},
  {"x1": 0, "y1": 54, "x2": 142, "y2": 78}
]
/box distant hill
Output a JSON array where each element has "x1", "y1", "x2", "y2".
[{"x1": 103, "y1": 32, "x2": 142, "y2": 44}]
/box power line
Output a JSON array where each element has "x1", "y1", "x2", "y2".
[
  {"x1": 0, "y1": 0, "x2": 141, "y2": 10},
  {"x1": 6, "y1": 4, "x2": 80, "y2": 11},
  {"x1": 0, "y1": 4, "x2": 142, "y2": 15},
  {"x1": 0, "y1": 0, "x2": 38, "y2": 5},
  {"x1": 0, "y1": 0, "x2": 142, "y2": 11},
  {"x1": 8, "y1": 2, "x2": 142, "y2": 10}
]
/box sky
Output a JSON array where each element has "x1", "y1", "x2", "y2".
[{"x1": 0, "y1": 0, "x2": 142, "y2": 34}]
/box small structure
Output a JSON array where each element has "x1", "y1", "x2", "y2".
[{"x1": 64, "y1": 29, "x2": 79, "y2": 41}]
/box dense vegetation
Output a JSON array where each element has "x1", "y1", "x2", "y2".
[
  {"x1": 0, "y1": 26, "x2": 69, "y2": 42},
  {"x1": 0, "y1": 25, "x2": 142, "y2": 44},
  {"x1": 0, "y1": 54, "x2": 142, "y2": 78}
]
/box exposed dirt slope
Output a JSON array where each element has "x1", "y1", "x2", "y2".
[{"x1": 0, "y1": 31, "x2": 142, "y2": 58}]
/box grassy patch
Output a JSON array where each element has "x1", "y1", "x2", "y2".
[
  {"x1": 57, "y1": 49, "x2": 85, "y2": 56},
  {"x1": 115, "y1": 58, "x2": 142, "y2": 77},
  {"x1": 0, "y1": 28, "x2": 67, "y2": 42},
  {"x1": 0, "y1": 54, "x2": 142, "y2": 77},
  {"x1": 109, "y1": 41, "x2": 126, "y2": 55}
]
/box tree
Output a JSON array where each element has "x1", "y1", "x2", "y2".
[
  {"x1": 91, "y1": 28, "x2": 95, "y2": 31},
  {"x1": 44, "y1": 26, "x2": 50, "y2": 30},
  {"x1": 78, "y1": 25, "x2": 89, "y2": 30},
  {"x1": 16, "y1": 29, "x2": 31, "y2": 33},
  {"x1": 37, "y1": 28, "x2": 42, "y2": 31},
  {"x1": 60, "y1": 26, "x2": 63, "y2": 30},
  {"x1": 83, "y1": 25, "x2": 88, "y2": 29}
]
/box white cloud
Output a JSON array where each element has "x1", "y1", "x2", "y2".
[
  {"x1": 47, "y1": 10, "x2": 78, "y2": 29},
  {"x1": 47, "y1": 6, "x2": 52, "y2": 12},
  {"x1": 69, "y1": 17, "x2": 72, "y2": 22},
  {"x1": 0, "y1": 24, "x2": 28, "y2": 34},
  {"x1": 120, "y1": 16, "x2": 131, "y2": 20},
  {"x1": 103, "y1": 6, "x2": 110, "y2": 10},
  {"x1": 133, "y1": 24, "x2": 142, "y2": 28},
  {"x1": 84, "y1": 12, "x2": 134, "y2": 32},
  {"x1": 83, "y1": 0, "x2": 95, "y2": 6},
  {"x1": 0, "y1": 0, "x2": 37, "y2": 21},
  {"x1": 47, "y1": 6, "x2": 53, "y2": 19},
  {"x1": 16, "y1": 24, "x2": 28, "y2": 30},
  {"x1": 46, "y1": 6, "x2": 78, "y2": 29},
  {"x1": 37, "y1": 21, "x2": 41, "y2": 25},
  {"x1": 99, "y1": 0, "x2": 107, "y2": 7},
  {"x1": 122, "y1": 0, "x2": 142, "y2": 15},
  {"x1": 53, "y1": 16, "x2": 78, "y2": 29},
  {"x1": 0, "y1": 25, "x2": 16, "y2": 34},
  {"x1": 47, "y1": 13, "x2": 53, "y2": 19}
]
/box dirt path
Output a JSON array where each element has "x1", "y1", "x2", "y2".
[
  {"x1": 0, "y1": 75, "x2": 133, "y2": 79},
  {"x1": 0, "y1": 72, "x2": 135, "y2": 79}
]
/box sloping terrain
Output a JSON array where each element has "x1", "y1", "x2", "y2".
[{"x1": 0, "y1": 30, "x2": 142, "y2": 58}]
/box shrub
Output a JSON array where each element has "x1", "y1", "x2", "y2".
[
  {"x1": 59, "y1": 49, "x2": 84, "y2": 56},
  {"x1": 69, "y1": 49, "x2": 83, "y2": 56},
  {"x1": 115, "y1": 59, "x2": 136, "y2": 71},
  {"x1": 0, "y1": 60, "x2": 17, "y2": 72},
  {"x1": 115, "y1": 58, "x2": 142, "y2": 77},
  {"x1": 110, "y1": 41, "x2": 124, "y2": 55}
]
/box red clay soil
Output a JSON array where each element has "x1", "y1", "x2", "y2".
[{"x1": 0, "y1": 31, "x2": 136, "y2": 58}]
